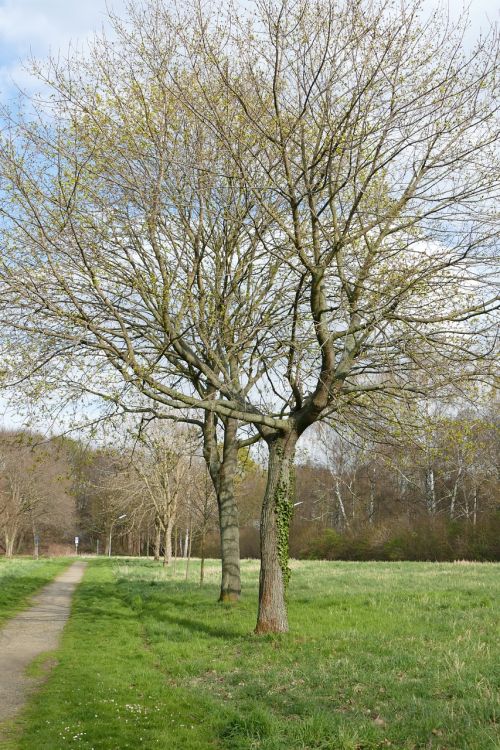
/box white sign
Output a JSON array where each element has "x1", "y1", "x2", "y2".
[{"x1": 75, "y1": 536, "x2": 79, "y2": 545}]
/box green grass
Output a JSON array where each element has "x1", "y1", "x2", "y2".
[
  {"x1": 0, "y1": 557, "x2": 71, "y2": 627},
  {"x1": 6, "y1": 558, "x2": 500, "y2": 750}
]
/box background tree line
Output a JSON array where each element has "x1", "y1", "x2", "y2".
[{"x1": 2, "y1": 392, "x2": 497, "y2": 562}]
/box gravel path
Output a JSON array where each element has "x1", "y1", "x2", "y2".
[{"x1": 0, "y1": 561, "x2": 87, "y2": 726}]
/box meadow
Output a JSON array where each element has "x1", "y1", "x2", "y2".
[
  {"x1": 0, "y1": 557, "x2": 70, "y2": 627},
  {"x1": 1, "y1": 558, "x2": 499, "y2": 750}
]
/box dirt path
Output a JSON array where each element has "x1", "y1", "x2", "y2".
[{"x1": 0, "y1": 561, "x2": 87, "y2": 726}]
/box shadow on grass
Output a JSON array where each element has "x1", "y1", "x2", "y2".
[
  {"x1": 147, "y1": 610, "x2": 245, "y2": 640},
  {"x1": 70, "y1": 578, "x2": 247, "y2": 642}
]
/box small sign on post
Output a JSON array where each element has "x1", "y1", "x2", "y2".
[{"x1": 75, "y1": 536, "x2": 79, "y2": 555}]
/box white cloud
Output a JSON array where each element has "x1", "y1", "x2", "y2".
[
  {"x1": 0, "y1": 0, "x2": 497, "y2": 102},
  {"x1": 422, "y1": 0, "x2": 499, "y2": 47},
  {"x1": 0, "y1": 0, "x2": 121, "y2": 46},
  {"x1": 0, "y1": 0, "x2": 127, "y2": 101}
]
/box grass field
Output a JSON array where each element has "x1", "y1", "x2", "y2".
[
  {"x1": 2, "y1": 558, "x2": 499, "y2": 750},
  {"x1": 0, "y1": 557, "x2": 71, "y2": 627}
]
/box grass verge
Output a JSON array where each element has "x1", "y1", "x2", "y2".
[
  {"x1": 0, "y1": 557, "x2": 72, "y2": 627},
  {"x1": 9, "y1": 558, "x2": 500, "y2": 750}
]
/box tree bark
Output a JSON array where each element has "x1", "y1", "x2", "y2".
[
  {"x1": 255, "y1": 431, "x2": 297, "y2": 634},
  {"x1": 5, "y1": 532, "x2": 15, "y2": 558},
  {"x1": 185, "y1": 524, "x2": 192, "y2": 581},
  {"x1": 334, "y1": 476, "x2": 349, "y2": 530},
  {"x1": 425, "y1": 467, "x2": 436, "y2": 516},
  {"x1": 200, "y1": 531, "x2": 205, "y2": 586},
  {"x1": 163, "y1": 518, "x2": 173, "y2": 566},
  {"x1": 173, "y1": 527, "x2": 178, "y2": 574},
  {"x1": 449, "y1": 466, "x2": 462, "y2": 519},
  {"x1": 368, "y1": 476, "x2": 375, "y2": 524},
  {"x1": 218, "y1": 419, "x2": 241, "y2": 601},
  {"x1": 153, "y1": 519, "x2": 161, "y2": 561},
  {"x1": 203, "y1": 414, "x2": 241, "y2": 602}
]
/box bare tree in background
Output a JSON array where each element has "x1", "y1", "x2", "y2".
[
  {"x1": 0, "y1": 432, "x2": 74, "y2": 556},
  {"x1": 83, "y1": 451, "x2": 137, "y2": 555},
  {"x1": 133, "y1": 425, "x2": 195, "y2": 566},
  {"x1": 188, "y1": 465, "x2": 219, "y2": 585}
]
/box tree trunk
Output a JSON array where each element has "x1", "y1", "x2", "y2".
[
  {"x1": 255, "y1": 432, "x2": 297, "y2": 635},
  {"x1": 368, "y1": 477, "x2": 375, "y2": 524},
  {"x1": 218, "y1": 421, "x2": 241, "y2": 601},
  {"x1": 185, "y1": 525, "x2": 192, "y2": 581},
  {"x1": 204, "y1": 414, "x2": 241, "y2": 602},
  {"x1": 153, "y1": 519, "x2": 161, "y2": 561},
  {"x1": 334, "y1": 476, "x2": 349, "y2": 530},
  {"x1": 163, "y1": 519, "x2": 173, "y2": 566},
  {"x1": 5, "y1": 532, "x2": 15, "y2": 558},
  {"x1": 425, "y1": 467, "x2": 436, "y2": 516},
  {"x1": 173, "y1": 527, "x2": 178, "y2": 575},
  {"x1": 200, "y1": 531, "x2": 205, "y2": 586}
]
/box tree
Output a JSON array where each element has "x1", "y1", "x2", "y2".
[
  {"x1": 79, "y1": 448, "x2": 137, "y2": 555},
  {"x1": 185, "y1": 463, "x2": 219, "y2": 585},
  {"x1": 0, "y1": 431, "x2": 74, "y2": 556},
  {"x1": 0, "y1": 0, "x2": 498, "y2": 631},
  {"x1": 133, "y1": 425, "x2": 195, "y2": 566}
]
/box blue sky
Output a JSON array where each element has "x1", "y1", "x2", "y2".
[
  {"x1": 0, "y1": 0, "x2": 498, "y2": 103},
  {"x1": 0, "y1": 0, "x2": 126, "y2": 100}
]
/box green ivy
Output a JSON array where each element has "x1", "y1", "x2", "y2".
[{"x1": 274, "y1": 443, "x2": 296, "y2": 591}]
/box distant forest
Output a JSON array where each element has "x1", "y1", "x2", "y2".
[{"x1": 1, "y1": 397, "x2": 498, "y2": 562}]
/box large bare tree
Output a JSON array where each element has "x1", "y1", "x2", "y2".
[{"x1": 0, "y1": 0, "x2": 498, "y2": 631}]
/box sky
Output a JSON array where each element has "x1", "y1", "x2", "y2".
[
  {"x1": 0, "y1": 0, "x2": 498, "y2": 103},
  {"x1": 0, "y1": 0, "x2": 127, "y2": 100}
]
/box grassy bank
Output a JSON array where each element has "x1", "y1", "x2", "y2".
[
  {"x1": 6, "y1": 558, "x2": 500, "y2": 749},
  {"x1": 0, "y1": 557, "x2": 71, "y2": 627}
]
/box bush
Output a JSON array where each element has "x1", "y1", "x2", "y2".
[{"x1": 298, "y1": 512, "x2": 500, "y2": 562}]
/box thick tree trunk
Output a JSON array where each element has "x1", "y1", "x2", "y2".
[
  {"x1": 218, "y1": 422, "x2": 241, "y2": 601},
  {"x1": 255, "y1": 432, "x2": 297, "y2": 634},
  {"x1": 204, "y1": 415, "x2": 241, "y2": 602}
]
